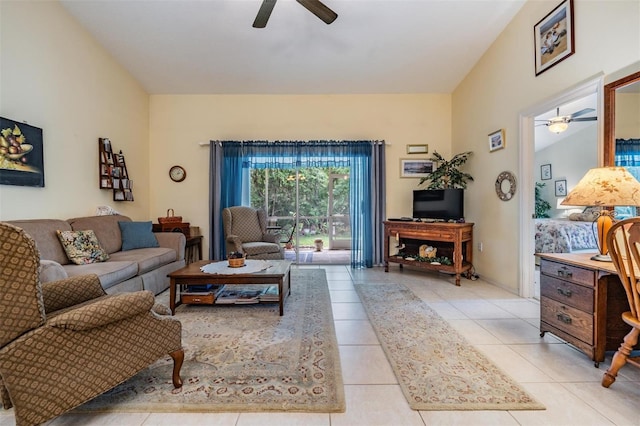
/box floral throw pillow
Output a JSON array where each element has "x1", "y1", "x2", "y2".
[{"x1": 56, "y1": 230, "x2": 109, "y2": 265}]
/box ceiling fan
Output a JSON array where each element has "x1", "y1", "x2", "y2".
[
  {"x1": 536, "y1": 107, "x2": 597, "y2": 134},
  {"x1": 253, "y1": 0, "x2": 338, "y2": 28}
]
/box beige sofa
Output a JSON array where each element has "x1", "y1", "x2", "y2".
[{"x1": 5, "y1": 214, "x2": 185, "y2": 295}]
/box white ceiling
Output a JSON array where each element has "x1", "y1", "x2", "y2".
[{"x1": 60, "y1": 0, "x2": 527, "y2": 95}]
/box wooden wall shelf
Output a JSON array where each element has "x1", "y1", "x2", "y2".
[{"x1": 98, "y1": 138, "x2": 133, "y2": 201}]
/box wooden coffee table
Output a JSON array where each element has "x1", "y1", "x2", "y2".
[{"x1": 168, "y1": 260, "x2": 292, "y2": 316}]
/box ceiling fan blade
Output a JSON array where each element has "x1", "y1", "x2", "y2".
[
  {"x1": 253, "y1": 0, "x2": 277, "y2": 28},
  {"x1": 570, "y1": 116, "x2": 598, "y2": 122},
  {"x1": 569, "y1": 108, "x2": 595, "y2": 119},
  {"x1": 296, "y1": 0, "x2": 338, "y2": 24}
]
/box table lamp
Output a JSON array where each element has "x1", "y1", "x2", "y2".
[{"x1": 561, "y1": 167, "x2": 640, "y2": 261}]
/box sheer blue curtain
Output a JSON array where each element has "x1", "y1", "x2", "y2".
[
  {"x1": 615, "y1": 139, "x2": 640, "y2": 168},
  {"x1": 210, "y1": 140, "x2": 385, "y2": 267}
]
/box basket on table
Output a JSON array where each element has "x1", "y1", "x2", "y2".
[
  {"x1": 227, "y1": 252, "x2": 246, "y2": 268},
  {"x1": 158, "y1": 208, "x2": 182, "y2": 224}
]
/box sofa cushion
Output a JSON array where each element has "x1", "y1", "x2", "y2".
[
  {"x1": 118, "y1": 221, "x2": 159, "y2": 251},
  {"x1": 5, "y1": 219, "x2": 72, "y2": 264},
  {"x1": 108, "y1": 247, "x2": 177, "y2": 275},
  {"x1": 67, "y1": 214, "x2": 132, "y2": 254},
  {"x1": 242, "y1": 241, "x2": 282, "y2": 256},
  {"x1": 63, "y1": 261, "x2": 138, "y2": 291},
  {"x1": 56, "y1": 230, "x2": 110, "y2": 265}
]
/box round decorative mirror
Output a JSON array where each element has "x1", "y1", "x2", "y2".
[{"x1": 495, "y1": 171, "x2": 516, "y2": 201}]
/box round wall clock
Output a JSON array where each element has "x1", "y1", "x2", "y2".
[
  {"x1": 495, "y1": 171, "x2": 516, "y2": 201},
  {"x1": 169, "y1": 165, "x2": 186, "y2": 182}
]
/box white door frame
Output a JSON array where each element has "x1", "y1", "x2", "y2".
[{"x1": 518, "y1": 74, "x2": 604, "y2": 298}]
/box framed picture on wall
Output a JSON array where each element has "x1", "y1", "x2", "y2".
[
  {"x1": 400, "y1": 159, "x2": 433, "y2": 178},
  {"x1": 0, "y1": 117, "x2": 45, "y2": 187},
  {"x1": 555, "y1": 179, "x2": 567, "y2": 196},
  {"x1": 541, "y1": 164, "x2": 552, "y2": 180},
  {"x1": 488, "y1": 129, "x2": 505, "y2": 152},
  {"x1": 534, "y1": 0, "x2": 575, "y2": 76}
]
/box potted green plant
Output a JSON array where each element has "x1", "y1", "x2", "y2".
[
  {"x1": 535, "y1": 182, "x2": 551, "y2": 218},
  {"x1": 418, "y1": 151, "x2": 473, "y2": 189}
]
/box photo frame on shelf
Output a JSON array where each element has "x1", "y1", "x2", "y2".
[
  {"x1": 555, "y1": 179, "x2": 567, "y2": 196},
  {"x1": 488, "y1": 129, "x2": 505, "y2": 152},
  {"x1": 400, "y1": 159, "x2": 433, "y2": 178},
  {"x1": 534, "y1": 0, "x2": 574, "y2": 76},
  {"x1": 541, "y1": 164, "x2": 552, "y2": 180},
  {"x1": 406, "y1": 144, "x2": 428, "y2": 154}
]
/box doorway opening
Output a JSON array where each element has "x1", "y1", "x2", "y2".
[{"x1": 519, "y1": 75, "x2": 603, "y2": 298}]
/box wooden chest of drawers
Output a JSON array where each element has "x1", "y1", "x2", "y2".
[{"x1": 538, "y1": 253, "x2": 632, "y2": 367}]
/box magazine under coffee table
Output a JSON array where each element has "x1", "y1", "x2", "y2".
[{"x1": 168, "y1": 260, "x2": 292, "y2": 316}]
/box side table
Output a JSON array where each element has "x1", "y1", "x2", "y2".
[{"x1": 185, "y1": 235, "x2": 203, "y2": 265}]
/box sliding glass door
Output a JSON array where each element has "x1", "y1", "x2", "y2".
[
  {"x1": 328, "y1": 173, "x2": 350, "y2": 250},
  {"x1": 212, "y1": 140, "x2": 385, "y2": 267},
  {"x1": 250, "y1": 167, "x2": 351, "y2": 264}
]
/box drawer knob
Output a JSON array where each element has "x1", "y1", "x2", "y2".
[
  {"x1": 557, "y1": 313, "x2": 572, "y2": 324},
  {"x1": 557, "y1": 287, "x2": 573, "y2": 297},
  {"x1": 557, "y1": 267, "x2": 573, "y2": 278}
]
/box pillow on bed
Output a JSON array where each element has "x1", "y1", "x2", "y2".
[{"x1": 569, "y1": 206, "x2": 600, "y2": 222}]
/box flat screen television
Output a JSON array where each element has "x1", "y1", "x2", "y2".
[{"x1": 412, "y1": 189, "x2": 464, "y2": 221}]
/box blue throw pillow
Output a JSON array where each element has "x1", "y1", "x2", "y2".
[{"x1": 118, "y1": 221, "x2": 159, "y2": 251}]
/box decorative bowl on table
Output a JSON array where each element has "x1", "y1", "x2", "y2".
[{"x1": 227, "y1": 252, "x2": 246, "y2": 268}]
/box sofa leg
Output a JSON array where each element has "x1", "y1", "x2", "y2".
[{"x1": 170, "y1": 349, "x2": 184, "y2": 388}]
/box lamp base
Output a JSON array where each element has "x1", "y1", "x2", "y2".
[{"x1": 590, "y1": 253, "x2": 612, "y2": 262}]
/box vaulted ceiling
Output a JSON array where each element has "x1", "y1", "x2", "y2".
[{"x1": 60, "y1": 0, "x2": 526, "y2": 95}]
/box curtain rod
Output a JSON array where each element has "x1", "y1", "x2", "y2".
[{"x1": 199, "y1": 140, "x2": 388, "y2": 146}]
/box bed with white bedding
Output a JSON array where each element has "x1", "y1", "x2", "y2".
[{"x1": 534, "y1": 218, "x2": 598, "y2": 253}]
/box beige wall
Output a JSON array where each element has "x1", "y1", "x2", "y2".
[
  {"x1": 2, "y1": 0, "x2": 638, "y2": 294},
  {"x1": 534, "y1": 126, "x2": 598, "y2": 219},
  {"x1": 0, "y1": 1, "x2": 149, "y2": 221},
  {"x1": 150, "y1": 94, "x2": 451, "y2": 257},
  {"x1": 453, "y1": 0, "x2": 640, "y2": 291},
  {"x1": 615, "y1": 92, "x2": 640, "y2": 139}
]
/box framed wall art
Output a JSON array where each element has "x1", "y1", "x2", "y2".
[
  {"x1": 534, "y1": 0, "x2": 575, "y2": 76},
  {"x1": 0, "y1": 117, "x2": 45, "y2": 187},
  {"x1": 541, "y1": 164, "x2": 552, "y2": 180},
  {"x1": 406, "y1": 144, "x2": 428, "y2": 154},
  {"x1": 555, "y1": 179, "x2": 567, "y2": 197},
  {"x1": 400, "y1": 159, "x2": 433, "y2": 178},
  {"x1": 488, "y1": 129, "x2": 505, "y2": 152}
]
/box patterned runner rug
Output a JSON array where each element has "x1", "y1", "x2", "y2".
[
  {"x1": 354, "y1": 283, "x2": 545, "y2": 411},
  {"x1": 76, "y1": 269, "x2": 345, "y2": 413}
]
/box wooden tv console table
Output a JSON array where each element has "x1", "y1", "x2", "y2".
[{"x1": 383, "y1": 220, "x2": 474, "y2": 286}]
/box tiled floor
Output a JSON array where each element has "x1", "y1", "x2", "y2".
[{"x1": 2, "y1": 265, "x2": 640, "y2": 426}]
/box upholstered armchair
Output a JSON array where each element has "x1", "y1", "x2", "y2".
[
  {"x1": 222, "y1": 206, "x2": 284, "y2": 260},
  {"x1": 0, "y1": 222, "x2": 184, "y2": 426}
]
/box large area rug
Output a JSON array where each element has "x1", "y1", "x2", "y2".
[
  {"x1": 76, "y1": 269, "x2": 345, "y2": 413},
  {"x1": 354, "y1": 283, "x2": 545, "y2": 411}
]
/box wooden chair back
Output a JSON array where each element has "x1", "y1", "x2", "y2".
[{"x1": 606, "y1": 217, "x2": 640, "y2": 320}]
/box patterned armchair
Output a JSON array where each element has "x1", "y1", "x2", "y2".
[
  {"x1": 222, "y1": 206, "x2": 284, "y2": 260},
  {"x1": 0, "y1": 222, "x2": 184, "y2": 426}
]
